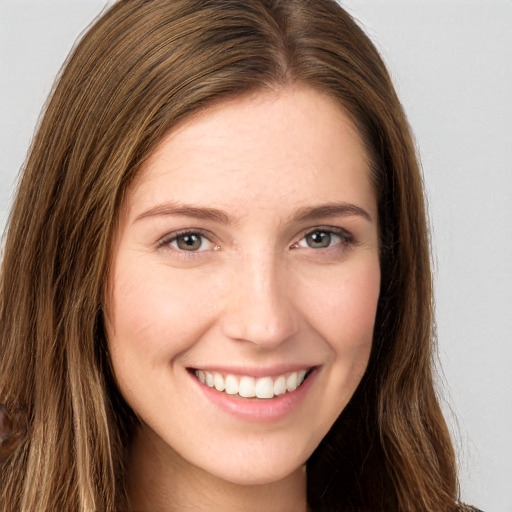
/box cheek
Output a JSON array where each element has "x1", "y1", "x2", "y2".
[
  {"x1": 302, "y1": 260, "x2": 380, "y2": 359},
  {"x1": 105, "y1": 260, "x2": 220, "y2": 367}
]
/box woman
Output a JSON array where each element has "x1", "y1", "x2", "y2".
[{"x1": 0, "y1": 0, "x2": 480, "y2": 511}]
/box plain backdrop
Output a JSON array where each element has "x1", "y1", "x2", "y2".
[{"x1": 1, "y1": 1, "x2": 511, "y2": 511}]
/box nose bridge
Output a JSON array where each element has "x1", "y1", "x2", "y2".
[{"x1": 221, "y1": 246, "x2": 298, "y2": 347}]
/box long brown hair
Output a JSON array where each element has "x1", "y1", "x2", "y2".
[{"x1": 1, "y1": 1, "x2": 464, "y2": 510}]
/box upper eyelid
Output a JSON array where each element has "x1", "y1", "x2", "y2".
[{"x1": 297, "y1": 225, "x2": 353, "y2": 241}]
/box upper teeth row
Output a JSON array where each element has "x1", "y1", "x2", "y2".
[{"x1": 195, "y1": 370, "x2": 308, "y2": 399}]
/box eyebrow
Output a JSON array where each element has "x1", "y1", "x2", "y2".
[
  {"x1": 134, "y1": 203, "x2": 230, "y2": 224},
  {"x1": 293, "y1": 202, "x2": 373, "y2": 223},
  {"x1": 133, "y1": 200, "x2": 373, "y2": 225}
]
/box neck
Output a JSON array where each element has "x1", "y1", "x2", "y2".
[{"x1": 126, "y1": 426, "x2": 308, "y2": 512}]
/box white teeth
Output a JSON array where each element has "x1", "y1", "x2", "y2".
[
  {"x1": 195, "y1": 369, "x2": 310, "y2": 399},
  {"x1": 225, "y1": 374, "x2": 238, "y2": 395},
  {"x1": 255, "y1": 376, "x2": 274, "y2": 399},
  {"x1": 273, "y1": 375, "x2": 286, "y2": 396},
  {"x1": 213, "y1": 372, "x2": 225, "y2": 392},
  {"x1": 239, "y1": 376, "x2": 256, "y2": 398},
  {"x1": 286, "y1": 372, "x2": 298, "y2": 392}
]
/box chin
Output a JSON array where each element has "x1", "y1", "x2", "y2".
[
  {"x1": 208, "y1": 459, "x2": 306, "y2": 487},
  {"x1": 183, "y1": 432, "x2": 312, "y2": 487}
]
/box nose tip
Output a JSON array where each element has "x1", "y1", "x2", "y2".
[{"x1": 220, "y1": 262, "x2": 299, "y2": 348}]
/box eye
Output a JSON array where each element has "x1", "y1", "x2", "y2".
[
  {"x1": 158, "y1": 230, "x2": 217, "y2": 252},
  {"x1": 304, "y1": 231, "x2": 337, "y2": 249},
  {"x1": 174, "y1": 233, "x2": 204, "y2": 251},
  {"x1": 294, "y1": 228, "x2": 352, "y2": 250}
]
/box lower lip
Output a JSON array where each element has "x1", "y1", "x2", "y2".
[{"x1": 191, "y1": 369, "x2": 317, "y2": 423}]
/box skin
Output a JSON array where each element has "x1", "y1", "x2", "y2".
[{"x1": 105, "y1": 87, "x2": 381, "y2": 512}]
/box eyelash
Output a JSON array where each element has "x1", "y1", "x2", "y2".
[{"x1": 156, "y1": 227, "x2": 355, "y2": 256}]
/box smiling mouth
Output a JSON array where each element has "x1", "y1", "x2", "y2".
[{"x1": 191, "y1": 369, "x2": 314, "y2": 400}]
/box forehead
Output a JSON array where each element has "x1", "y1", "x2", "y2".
[{"x1": 124, "y1": 87, "x2": 376, "y2": 222}]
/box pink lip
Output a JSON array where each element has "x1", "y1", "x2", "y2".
[{"x1": 190, "y1": 367, "x2": 318, "y2": 423}]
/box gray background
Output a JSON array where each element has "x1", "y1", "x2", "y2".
[{"x1": 1, "y1": 1, "x2": 511, "y2": 510}]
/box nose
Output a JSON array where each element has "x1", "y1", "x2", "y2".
[{"x1": 220, "y1": 251, "x2": 299, "y2": 348}]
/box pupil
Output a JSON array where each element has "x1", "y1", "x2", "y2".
[
  {"x1": 178, "y1": 234, "x2": 201, "y2": 251},
  {"x1": 308, "y1": 231, "x2": 330, "y2": 248}
]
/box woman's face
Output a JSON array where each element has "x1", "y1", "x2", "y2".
[{"x1": 105, "y1": 87, "x2": 380, "y2": 486}]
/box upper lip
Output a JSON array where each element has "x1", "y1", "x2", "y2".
[{"x1": 187, "y1": 364, "x2": 318, "y2": 378}]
